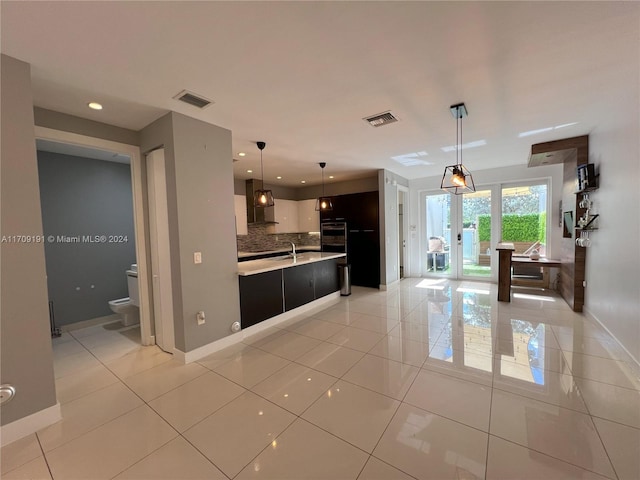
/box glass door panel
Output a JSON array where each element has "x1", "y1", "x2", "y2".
[
  {"x1": 424, "y1": 193, "x2": 452, "y2": 275},
  {"x1": 461, "y1": 189, "x2": 492, "y2": 278}
]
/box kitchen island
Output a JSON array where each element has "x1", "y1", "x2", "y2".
[{"x1": 238, "y1": 252, "x2": 346, "y2": 328}]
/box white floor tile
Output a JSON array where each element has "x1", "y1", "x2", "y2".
[
  {"x1": 45, "y1": 405, "x2": 177, "y2": 480},
  {"x1": 113, "y1": 436, "x2": 226, "y2": 479},
  {"x1": 564, "y1": 351, "x2": 640, "y2": 390},
  {"x1": 368, "y1": 334, "x2": 430, "y2": 367},
  {"x1": 489, "y1": 390, "x2": 616, "y2": 478},
  {"x1": 54, "y1": 363, "x2": 119, "y2": 404},
  {"x1": 148, "y1": 371, "x2": 245, "y2": 432},
  {"x1": 576, "y1": 377, "x2": 640, "y2": 428},
  {"x1": 104, "y1": 345, "x2": 173, "y2": 379},
  {"x1": 2, "y1": 455, "x2": 52, "y2": 480},
  {"x1": 295, "y1": 342, "x2": 365, "y2": 377},
  {"x1": 373, "y1": 403, "x2": 487, "y2": 480},
  {"x1": 302, "y1": 380, "x2": 400, "y2": 452},
  {"x1": 288, "y1": 317, "x2": 346, "y2": 340},
  {"x1": 183, "y1": 391, "x2": 295, "y2": 478},
  {"x1": 343, "y1": 354, "x2": 419, "y2": 400},
  {"x1": 592, "y1": 417, "x2": 640, "y2": 480},
  {"x1": 357, "y1": 456, "x2": 415, "y2": 480},
  {"x1": 327, "y1": 326, "x2": 385, "y2": 353},
  {"x1": 493, "y1": 368, "x2": 589, "y2": 413},
  {"x1": 53, "y1": 350, "x2": 102, "y2": 379},
  {"x1": 256, "y1": 331, "x2": 322, "y2": 361},
  {"x1": 251, "y1": 363, "x2": 336, "y2": 415},
  {"x1": 235, "y1": 418, "x2": 368, "y2": 479},
  {"x1": 404, "y1": 369, "x2": 492, "y2": 431},
  {"x1": 38, "y1": 382, "x2": 143, "y2": 452},
  {"x1": 486, "y1": 435, "x2": 610, "y2": 479},
  {"x1": 212, "y1": 347, "x2": 290, "y2": 388},
  {"x1": 1, "y1": 434, "x2": 42, "y2": 475},
  {"x1": 123, "y1": 360, "x2": 208, "y2": 401}
]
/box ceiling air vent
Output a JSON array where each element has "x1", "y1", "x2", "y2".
[
  {"x1": 173, "y1": 90, "x2": 213, "y2": 109},
  {"x1": 363, "y1": 111, "x2": 398, "y2": 127}
]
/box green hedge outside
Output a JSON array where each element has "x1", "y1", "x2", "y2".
[{"x1": 477, "y1": 213, "x2": 546, "y2": 242}]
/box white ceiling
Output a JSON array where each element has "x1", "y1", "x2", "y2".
[{"x1": 2, "y1": 2, "x2": 637, "y2": 187}]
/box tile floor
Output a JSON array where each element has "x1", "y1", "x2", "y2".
[{"x1": 2, "y1": 279, "x2": 639, "y2": 479}]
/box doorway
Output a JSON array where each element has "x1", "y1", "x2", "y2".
[
  {"x1": 145, "y1": 148, "x2": 175, "y2": 353},
  {"x1": 34, "y1": 126, "x2": 155, "y2": 346},
  {"x1": 398, "y1": 187, "x2": 409, "y2": 279},
  {"x1": 420, "y1": 188, "x2": 497, "y2": 280}
]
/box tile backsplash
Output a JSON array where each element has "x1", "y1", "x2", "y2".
[{"x1": 237, "y1": 223, "x2": 320, "y2": 252}]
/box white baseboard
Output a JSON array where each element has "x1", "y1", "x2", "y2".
[
  {"x1": 1, "y1": 402, "x2": 61, "y2": 447},
  {"x1": 583, "y1": 306, "x2": 640, "y2": 369},
  {"x1": 175, "y1": 292, "x2": 341, "y2": 364}
]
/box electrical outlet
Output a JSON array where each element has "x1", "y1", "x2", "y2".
[{"x1": 196, "y1": 311, "x2": 205, "y2": 325}]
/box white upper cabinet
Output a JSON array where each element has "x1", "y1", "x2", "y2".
[
  {"x1": 234, "y1": 194, "x2": 248, "y2": 235},
  {"x1": 298, "y1": 199, "x2": 320, "y2": 232},
  {"x1": 266, "y1": 199, "x2": 299, "y2": 233}
]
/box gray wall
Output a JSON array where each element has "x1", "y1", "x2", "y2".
[
  {"x1": 1, "y1": 55, "x2": 57, "y2": 426},
  {"x1": 37, "y1": 151, "x2": 137, "y2": 325},
  {"x1": 140, "y1": 112, "x2": 241, "y2": 353},
  {"x1": 34, "y1": 107, "x2": 140, "y2": 146}
]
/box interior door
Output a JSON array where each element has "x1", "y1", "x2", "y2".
[{"x1": 146, "y1": 148, "x2": 175, "y2": 353}]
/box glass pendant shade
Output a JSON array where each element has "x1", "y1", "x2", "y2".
[
  {"x1": 253, "y1": 141, "x2": 275, "y2": 207},
  {"x1": 441, "y1": 103, "x2": 475, "y2": 195},
  {"x1": 253, "y1": 188, "x2": 275, "y2": 207},
  {"x1": 315, "y1": 196, "x2": 333, "y2": 211},
  {"x1": 315, "y1": 162, "x2": 333, "y2": 211}
]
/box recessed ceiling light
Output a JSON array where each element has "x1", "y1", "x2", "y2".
[
  {"x1": 301, "y1": 180, "x2": 306, "y2": 184},
  {"x1": 276, "y1": 176, "x2": 282, "y2": 179},
  {"x1": 238, "y1": 152, "x2": 246, "y2": 157},
  {"x1": 247, "y1": 169, "x2": 253, "y2": 173},
  {"x1": 329, "y1": 175, "x2": 334, "y2": 179},
  {"x1": 88, "y1": 102, "x2": 103, "y2": 110}
]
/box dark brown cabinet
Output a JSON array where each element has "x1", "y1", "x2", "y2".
[
  {"x1": 284, "y1": 263, "x2": 315, "y2": 311},
  {"x1": 321, "y1": 191, "x2": 380, "y2": 288},
  {"x1": 314, "y1": 258, "x2": 340, "y2": 298},
  {"x1": 239, "y1": 269, "x2": 284, "y2": 328},
  {"x1": 239, "y1": 258, "x2": 341, "y2": 327}
]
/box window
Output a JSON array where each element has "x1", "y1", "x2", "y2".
[{"x1": 501, "y1": 182, "x2": 548, "y2": 256}]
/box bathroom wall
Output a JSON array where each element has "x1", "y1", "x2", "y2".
[{"x1": 37, "y1": 151, "x2": 137, "y2": 325}]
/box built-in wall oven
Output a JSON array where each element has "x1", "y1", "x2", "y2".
[{"x1": 321, "y1": 222, "x2": 347, "y2": 256}]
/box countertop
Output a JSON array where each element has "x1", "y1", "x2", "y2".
[
  {"x1": 238, "y1": 252, "x2": 346, "y2": 276},
  {"x1": 237, "y1": 245, "x2": 320, "y2": 259}
]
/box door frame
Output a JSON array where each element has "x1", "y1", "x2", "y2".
[
  {"x1": 397, "y1": 185, "x2": 410, "y2": 278},
  {"x1": 34, "y1": 126, "x2": 155, "y2": 345}
]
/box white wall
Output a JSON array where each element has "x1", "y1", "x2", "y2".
[
  {"x1": 407, "y1": 163, "x2": 564, "y2": 278},
  {"x1": 582, "y1": 29, "x2": 640, "y2": 363},
  {"x1": 378, "y1": 169, "x2": 410, "y2": 286}
]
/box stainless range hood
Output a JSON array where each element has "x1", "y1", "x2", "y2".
[{"x1": 245, "y1": 179, "x2": 277, "y2": 224}]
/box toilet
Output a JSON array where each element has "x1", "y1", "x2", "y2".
[{"x1": 108, "y1": 264, "x2": 140, "y2": 326}]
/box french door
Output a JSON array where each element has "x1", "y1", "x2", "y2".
[{"x1": 422, "y1": 188, "x2": 498, "y2": 280}]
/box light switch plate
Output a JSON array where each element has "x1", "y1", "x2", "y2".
[{"x1": 194, "y1": 252, "x2": 202, "y2": 264}]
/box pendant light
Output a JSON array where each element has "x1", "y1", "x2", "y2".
[
  {"x1": 253, "y1": 141, "x2": 275, "y2": 207},
  {"x1": 315, "y1": 162, "x2": 333, "y2": 211},
  {"x1": 441, "y1": 103, "x2": 475, "y2": 195}
]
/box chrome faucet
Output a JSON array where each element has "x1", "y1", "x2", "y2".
[{"x1": 289, "y1": 242, "x2": 297, "y2": 259}]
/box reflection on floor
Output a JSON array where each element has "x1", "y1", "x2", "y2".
[{"x1": 2, "y1": 279, "x2": 639, "y2": 480}]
